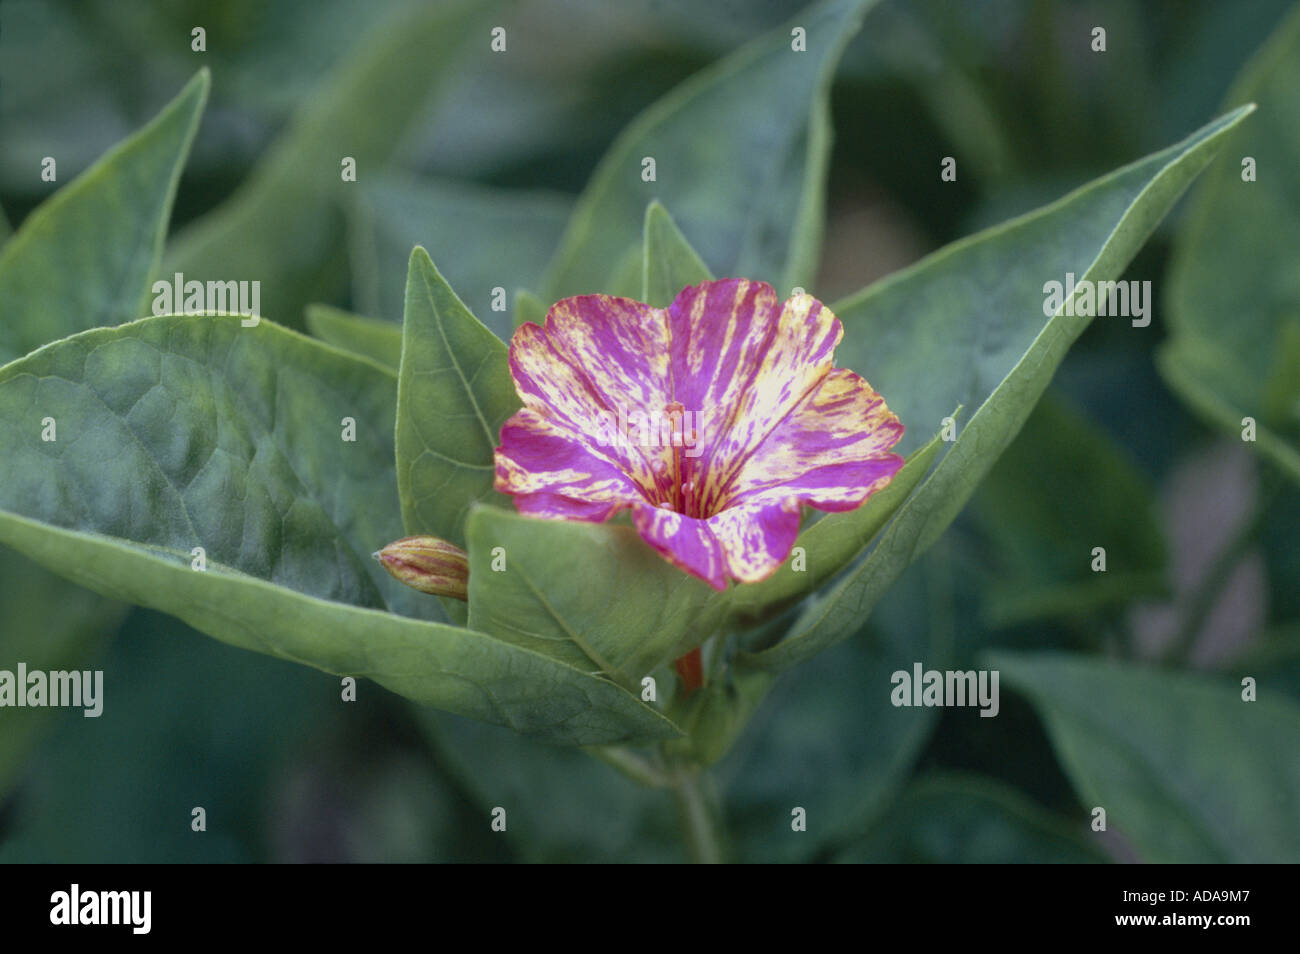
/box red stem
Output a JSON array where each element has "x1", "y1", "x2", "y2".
[{"x1": 674, "y1": 647, "x2": 704, "y2": 695}]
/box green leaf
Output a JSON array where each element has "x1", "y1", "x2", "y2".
[
  {"x1": 465, "y1": 506, "x2": 725, "y2": 684},
  {"x1": 0, "y1": 203, "x2": 11, "y2": 245},
  {"x1": 991, "y1": 651, "x2": 1300, "y2": 863},
  {"x1": 0, "y1": 315, "x2": 423, "y2": 616},
  {"x1": 972, "y1": 392, "x2": 1168, "y2": 625},
  {"x1": 740, "y1": 106, "x2": 1255, "y2": 674},
  {"x1": 305, "y1": 304, "x2": 402, "y2": 372},
  {"x1": 0, "y1": 551, "x2": 129, "y2": 798},
  {"x1": 395, "y1": 248, "x2": 520, "y2": 548},
  {"x1": 1159, "y1": 336, "x2": 1300, "y2": 478},
  {"x1": 1164, "y1": 4, "x2": 1300, "y2": 481},
  {"x1": 0, "y1": 609, "x2": 333, "y2": 862},
  {"x1": 0, "y1": 70, "x2": 208, "y2": 364},
  {"x1": 513, "y1": 289, "x2": 548, "y2": 329},
  {"x1": 833, "y1": 773, "x2": 1109, "y2": 863},
  {"x1": 0, "y1": 315, "x2": 672, "y2": 745},
  {"x1": 163, "y1": 0, "x2": 489, "y2": 327},
  {"x1": 350, "y1": 174, "x2": 571, "y2": 340},
  {"x1": 543, "y1": 0, "x2": 877, "y2": 299},
  {"x1": 642, "y1": 200, "x2": 713, "y2": 307}
]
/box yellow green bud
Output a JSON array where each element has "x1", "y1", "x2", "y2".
[{"x1": 374, "y1": 535, "x2": 469, "y2": 600}]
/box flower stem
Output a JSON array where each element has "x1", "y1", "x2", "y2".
[
  {"x1": 674, "y1": 646, "x2": 704, "y2": 694},
  {"x1": 671, "y1": 768, "x2": 722, "y2": 864},
  {"x1": 1161, "y1": 465, "x2": 1282, "y2": 665}
]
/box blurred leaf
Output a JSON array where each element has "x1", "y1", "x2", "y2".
[
  {"x1": 396, "y1": 249, "x2": 519, "y2": 548},
  {"x1": 304, "y1": 304, "x2": 401, "y2": 371},
  {"x1": 465, "y1": 506, "x2": 725, "y2": 683},
  {"x1": 543, "y1": 0, "x2": 877, "y2": 299},
  {"x1": 0, "y1": 204, "x2": 10, "y2": 244},
  {"x1": 1228, "y1": 625, "x2": 1300, "y2": 705},
  {"x1": 0, "y1": 315, "x2": 672, "y2": 744},
  {"x1": 720, "y1": 550, "x2": 951, "y2": 861},
  {"x1": 416, "y1": 710, "x2": 685, "y2": 862},
  {"x1": 0, "y1": 609, "x2": 331, "y2": 862},
  {"x1": 833, "y1": 772, "x2": 1109, "y2": 863},
  {"x1": 1163, "y1": 5, "x2": 1300, "y2": 482},
  {"x1": 741, "y1": 106, "x2": 1255, "y2": 673},
  {"x1": 0, "y1": 552, "x2": 129, "y2": 798},
  {"x1": 513, "y1": 289, "x2": 548, "y2": 329},
  {"x1": 991, "y1": 651, "x2": 1300, "y2": 863},
  {"x1": 351, "y1": 175, "x2": 570, "y2": 340},
  {"x1": 973, "y1": 392, "x2": 1167, "y2": 625},
  {"x1": 163, "y1": 0, "x2": 489, "y2": 327},
  {"x1": 0, "y1": 70, "x2": 207, "y2": 364},
  {"x1": 642, "y1": 200, "x2": 712, "y2": 307}
]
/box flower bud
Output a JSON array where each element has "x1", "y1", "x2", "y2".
[{"x1": 374, "y1": 536, "x2": 469, "y2": 600}]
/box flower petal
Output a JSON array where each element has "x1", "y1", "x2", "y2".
[
  {"x1": 631, "y1": 502, "x2": 728, "y2": 591},
  {"x1": 505, "y1": 297, "x2": 674, "y2": 502},
  {"x1": 705, "y1": 497, "x2": 803, "y2": 583},
  {"x1": 494, "y1": 408, "x2": 644, "y2": 511},
  {"x1": 667, "y1": 279, "x2": 842, "y2": 516},
  {"x1": 718, "y1": 367, "x2": 905, "y2": 513}
]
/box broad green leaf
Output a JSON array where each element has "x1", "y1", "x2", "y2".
[
  {"x1": 991, "y1": 651, "x2": 1300, "y2": 863},
  {"x1": 305, "y1": 303, "x2": 402, "y2": 372},
  {"x1": 163, "y1": 0, "x2": 489, "y2": 327},
  {"x1": 972, "y1": 392, "x2": 1167, "y2": 625},
  {"x1": 1164, "y1": 4, "x2": 1300, "y2": 481},
  {"x1": 0, "y1": 315, "x2": 425, "y2": 616},
  {"x1": 0, "y1": 315, "x2": 673, "y2": 745},
  {"x1": 729, "y1": 428, "x2": 944, "y2": 621},
  {"x1": 642, "y1": 200, "x2": 712, "y2": 307},
  {"x1": 0, "y1": 203, "x2": 10, "y2": 245},
  {"x1": 740, "y1": 106, "x2": 1255, "y2": 673},
  {"x1": 543, "y1": 0, "x2": 877, "y2": 299},
  {"x1": 833, "y1": 773, "x2": 1109, "y2": 864},
  {"x1": 350, "y1": 174, "x2": 571, "y2": 340},
  {"x1": 465, "y1": 506, "x2": 726, "y2": 683},
  {"x1": 396, "y1": 248, "x2": 520, "y2": 548},
  {"x1": 0, "y1": 70, "x2": 207, "y2": 364}
]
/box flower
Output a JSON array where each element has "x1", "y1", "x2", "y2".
[
  {"x1": 375, "y1": 536, "x2": 470, "y2": 600},
  {"x1": 493, "y1": 279, "x2": 904, "y2": 591}
]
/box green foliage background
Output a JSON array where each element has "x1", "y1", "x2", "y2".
[{"x1": 0, "y1": 0, "x2": 1296, "y2": 862}]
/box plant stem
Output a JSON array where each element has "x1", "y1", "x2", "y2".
[
  {"x1": 584, "y1": 745, "x2": 670, "y2": 788},
  {"x1": 1162, "y1": 465, "x2": 1282, "y2": 665},
  {"x1": 671, "y1": 768, "x2": 722, "y2": 864},
  {"x1": 674, "y1": 646, "x2": 704, "y2": 694}
]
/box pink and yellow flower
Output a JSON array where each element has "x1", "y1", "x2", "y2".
[{"x1": 493, "y1": 279, "x2": 904, "y2": 591}]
